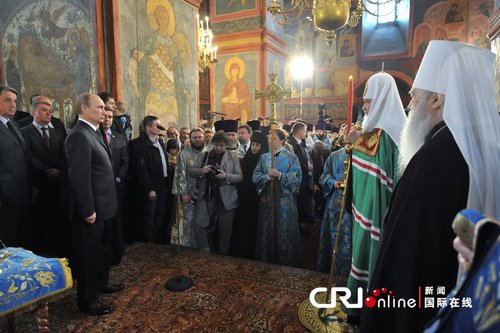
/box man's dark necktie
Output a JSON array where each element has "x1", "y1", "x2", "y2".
[
  {"x1": 6, "y1": 121, "x2": 21, "y2": 145},
  {"x1": 41, "y1": 127, "x2": 50, "y2": 150}
]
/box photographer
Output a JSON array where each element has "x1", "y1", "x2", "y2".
[{"x1": 190, "y1": 131, "x2": 243, "y2": 255}]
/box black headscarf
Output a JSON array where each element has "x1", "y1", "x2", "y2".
[{"x1": 241, "y1": 132, "x2": 269, "y2": 180}]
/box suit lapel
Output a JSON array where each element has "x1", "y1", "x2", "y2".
[
  {"x1": 96, "y1": 130, "x2": 112, "y2": 159},
  {"x1": 0, "y1": 121, "x2": 22, "y2": 148},
  {"x1": 80, "y1": 121, "x2": 112, "y2": 160},
  {"x1": 48, "y1": 127, "x2": 58, "y2": 154},
  {"x1": 30, "y1": 124, "x2": 51, "y2": 153},
  {"x1": 291, "y1": 139, "x2": 305, "y2": 160}
]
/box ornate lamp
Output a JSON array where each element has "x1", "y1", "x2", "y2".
[
  {"x1": 197, "y1": 14, "x2": 218, "y2": 72},
  {"x1": 313, "y1": 0, "x2": 350, "y2": 46},
  {"x1": 267, "y1": 0, "x2": 402, "y2": 45}
]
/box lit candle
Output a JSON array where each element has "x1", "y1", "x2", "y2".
[
  {"x1": 197, "y1": 14, "x2": 202, "y2": 30},
  {"x1": 346, "y1": 75, "x2": 353, "y2": 133}
]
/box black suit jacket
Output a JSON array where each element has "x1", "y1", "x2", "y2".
[
  {"x1": 109, "y1": 130, "x2": 129, "y2": 183},
  {"x1": 15, "y1": 112, "x2": 67, "y2": 139},
  {"x1": 310, "y1": 149, "x2": 330, "y2": 186},
  {"x1": 65, "y1": 120, "x2": 117, "y2": 221},
  {"x1": 287, "y1": 136, "x2": 309, "y2": 178},
  {"x1": 131, "y1": 135, "x2": 168, "y2": 195},
  {"x1": 21, "y1": 124, "x2": 66, "y2": 190},
  {"x1": 13, "y1": 110, "x2": 31, "y2": 124},
  {"x1": 0, "y1": 119, "x2": 32, "y2": 205}
]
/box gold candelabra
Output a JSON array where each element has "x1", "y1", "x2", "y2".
[{"x1": 197, "y1": 14, "x2": 218, "y2": 72}]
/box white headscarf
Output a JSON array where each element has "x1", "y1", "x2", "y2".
[
  {"x1": 413, "y1": 40, "x2": 500, "y2": 219},
  {"x1": 362, "y1": 72, "x2": 407, "y2": 148}
]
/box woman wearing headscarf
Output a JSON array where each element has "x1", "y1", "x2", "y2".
[
  {"x1": 253, "y1": 128, "x2": 302, "y2": 267},
  {"x1": 230, "y1": 131, "x2": 269, "y2": 258}
]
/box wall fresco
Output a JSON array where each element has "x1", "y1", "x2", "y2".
[
  {"x1": 267, "y1": 51, "x2": 287, "y2": 118},
  {"x1": 214, "y1": 52, "x2": 257, "y2": 123},
  {"x1": 1, "y1": 0, "x2": 97, "y2": 126},
  {"x1": 314, "y1": 32, "x2": 336, "y2": 98},
  {"x1": 215, "y1": 0, "x2": 256, "y2": 17},
  {"x1": 211, "y1": 17, "x2": 262, "y2": 35},
  {"x1": 467, "y1": 0, "x2": 493, "y2": 48},
  {"x1": 120, "y1": 0, "x2": 198, "y2": 129}
]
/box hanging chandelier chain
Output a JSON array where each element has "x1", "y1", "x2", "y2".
[{"x1": 267, "y1": 0, "x2": 402, "y2": 27}]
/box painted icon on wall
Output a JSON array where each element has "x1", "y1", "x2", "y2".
[
  {"x1": 338, "y1": 35, "x2": 356, "y2": 58},
  {"x1": 220, "y1": 57, "x2": 252, "y2": 122},
  {"x1": 445, "y1": 2, "x2": 464, "y2": 24}
]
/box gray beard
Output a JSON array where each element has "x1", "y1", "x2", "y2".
[
  {"x1": 227, "y1": 141, "x2": 238, "y2": 150},
  {"x1": 191, "y1": 142, "x2": 204, "y2": 151},
  {"x1": 397, "y1": 99, "x2": 435, "y2": 176}
]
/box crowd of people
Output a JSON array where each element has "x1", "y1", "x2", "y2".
[{"x1": 0, "y1": 40, "x2": 498, "y2": 330}]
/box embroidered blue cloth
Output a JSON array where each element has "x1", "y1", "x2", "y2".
[
  {"x1": 424, "y1": 209, "x2": 500, "y2": 333},
  {"x1": 0, "y1": 248, "x2": 72, "y2": 316}
]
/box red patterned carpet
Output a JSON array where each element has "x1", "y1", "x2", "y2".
[{"x1": 10, "y1": 243, "x2": 332, "y2": 332}]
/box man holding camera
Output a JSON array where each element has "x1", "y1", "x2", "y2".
[{"x1": 190, "y1": 129, "x2": 242, "y2": 255}]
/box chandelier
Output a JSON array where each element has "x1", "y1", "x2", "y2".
[
  {"x1": 267, "y1": 0, "x2": 402, "y2": 46},
  {"x1": 197, "y1": 14, "x2": 218, "y2": 72}
]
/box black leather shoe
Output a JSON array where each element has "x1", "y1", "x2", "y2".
[
  {"x1": 80, "y1": 301, "x2": 114, "y2": 315},
  {"x1": 101, "y1": 282, "x2": 124, "y2": 293}
]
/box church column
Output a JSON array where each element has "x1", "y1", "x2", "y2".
[{"x1": 208, "y1": 1, "x2": 287, "y2": 123}]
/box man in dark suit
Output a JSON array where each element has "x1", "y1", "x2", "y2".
[
  {"x1": 287, "y1": 122, "x2": 314, "y2": 226},
  {"x1": 66, "y1": 93, "x2": 121, "y2": 316},
  {"x1": 21, "y1": 95, "x2": 67, "y2": 255},
  {"x1": 0, "y1": 86, "x2": 32, "y2": 247},
  {"x1": 97, "y1": 92, "x2": 132, "y2": 141},
  {"x1": 132, "y1": 115, "x2": 170, "y2": 243},
  {"x1": 15, "y1": 94, "x2": 67, "y2": 139},
  {"x1": 102, "y1": 108, "x2": 129, "y2": 264}
]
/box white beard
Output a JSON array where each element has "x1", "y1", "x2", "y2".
[
  {"x1": 397, "y1": 97, "x2": 435, "y2": 176},
  {"x1": 361, "y1": 112, "x2": 370, "y2": 133}
]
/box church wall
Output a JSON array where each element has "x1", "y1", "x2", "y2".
[
  {"x1": 210, "y1": 0, "x2": 261, "y2": 124},
  {"x1": 117, "y1": 0, "x2": 200, "y2": 131},
  {"x1": 267, "y1": 51, "x2": 287, "y2": 116},
  {"x1": 0, "y1": 0, "x2": 98, "y2": 128},
  {"x1": 282, "y1": 0, "x2": 494, "y2": 125},
  {"x1": 2, "y1": 1, "x2": 494, "y2": 130},
  {"x1": 209, "y1": 0, "x2": 288, "y2": 122}
]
